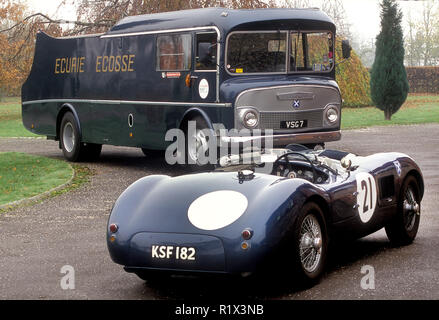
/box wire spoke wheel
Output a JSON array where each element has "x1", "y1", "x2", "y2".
[
  {"x1": 385, "y1": 175, "x2": 422, "y2": 246},
  {"x1": 299, "y1": 214, "x2": 322, "y2": 273},
  {"x1": 403, "y1": 186, "x2": 420, "y2": 232}
]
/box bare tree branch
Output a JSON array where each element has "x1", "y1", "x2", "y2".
[{"x1": 0, "y1": 12, "x2": 113, "y2": 34}]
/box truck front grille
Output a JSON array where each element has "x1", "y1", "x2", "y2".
[{"x1": 259, "y1": 110, "x2": 323, "y2": 129}]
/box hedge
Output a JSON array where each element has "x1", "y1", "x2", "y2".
[
  {"x1": 335, "y1": 42, "x2": 373, "y2": 108},
  {"x1": 406, "y1": 67, "x2": 439, "y2": 94}
]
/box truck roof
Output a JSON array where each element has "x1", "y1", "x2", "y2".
[{"x1": 105, "y1": 7, "x2": 336, "y2": 36}]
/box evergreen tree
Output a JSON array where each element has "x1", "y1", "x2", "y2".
[{"x1": 370, "y1": 0, "x2": 409, "y2": 120}]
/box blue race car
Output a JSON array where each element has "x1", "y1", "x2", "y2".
[{"x1": 107, "y1": 147, "x2": 423, "y2": 284}]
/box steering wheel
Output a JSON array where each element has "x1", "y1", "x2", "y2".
[{"x1": 273, "y1": 152, "x2": 317, "y2": 183}]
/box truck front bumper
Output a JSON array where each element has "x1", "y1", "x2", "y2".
[{"x1": 220, "y1": 130, "x2": 341, "y2": 147}]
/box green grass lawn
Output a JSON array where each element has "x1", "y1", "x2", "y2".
[
  {"x1": 341, "y1": 95, "x2": 439, "y2": 129},
  {"x1": 0, "y1": 152, "x2": 73, "y2": 206},
  {"x1": 0, "y1": 97, "x2": 41, "y2": 137}
]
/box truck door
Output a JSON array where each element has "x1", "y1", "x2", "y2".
[{"x1": 191, "y1": 32, "x2": 218, "y2": 103}]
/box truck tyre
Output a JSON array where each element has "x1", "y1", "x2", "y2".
[
  {"x1": 182, "y1": 115, "x2": 215, "y2": 172},
  {"x1": 60, "y1": 112, "x2": 84, "y2": 162}
]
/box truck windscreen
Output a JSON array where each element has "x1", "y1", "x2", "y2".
[{"x1": 226, "y1": 31, "x2": 334, "y2": 74}]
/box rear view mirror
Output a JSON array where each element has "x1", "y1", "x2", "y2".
[{"x1": 342, "y1": 40, "x2": 352, "y2": 59}]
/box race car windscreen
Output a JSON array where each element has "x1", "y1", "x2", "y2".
[{"x1": 226, "y1": 31, "x2": 334, "y2": 74}]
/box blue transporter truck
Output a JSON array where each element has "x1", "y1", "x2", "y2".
[{"x1": 21, "y1": 7, "x2": 350, "y2": 165}]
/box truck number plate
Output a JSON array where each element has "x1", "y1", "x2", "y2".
[{"x1": 280, "y1": 120, "x2": 308, "y2": 129}]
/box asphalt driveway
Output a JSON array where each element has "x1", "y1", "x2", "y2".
[{"x1": 0, "y1": 124, "x2": 438, "y2": 299}]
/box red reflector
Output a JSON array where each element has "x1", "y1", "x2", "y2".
[
  {"x1": 242, "y1": 229, "x2": 252, "y2": 240},
  {"x1": 109, "y1": 223, "x2": 118, "y2": 233}
]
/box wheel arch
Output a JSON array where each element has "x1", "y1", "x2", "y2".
[
  {"x1": 406, "y1": 169, "x2": 424, "y2": 200},
  {"x1": 56, "y1": 104, "x2": 82, "y2": 142},
  {"x1": 303, "y1": 194, "x2": 331, "y2": 229},
  {"x1": 178, "y1": 107, "x2": 214, "y2": 131}
]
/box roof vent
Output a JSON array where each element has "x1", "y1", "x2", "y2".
[{"x1": 221, "y1": 11, "x2": 228, "y2": 17}]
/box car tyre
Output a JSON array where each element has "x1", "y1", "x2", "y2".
[
  {"x1": 385, "y1": 175, "x2": 421, "y2": 246},
  {"x1": 289, "y1": 202, "x2": 328, "y2": 286}
]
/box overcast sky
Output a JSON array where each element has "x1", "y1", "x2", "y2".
[{"x1": 25, "y1": 0, "x2": 427, "y2": 43}]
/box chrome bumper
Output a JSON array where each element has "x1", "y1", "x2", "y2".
[{"x1": 220, "y1": 130, "x2": 341, "y2": 146}]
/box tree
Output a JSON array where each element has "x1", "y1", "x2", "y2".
[
  {"x1": 370, "y1": 0, "x2": 408, "y2": 121},
  {"x1": 69, "y1": 0, "x2": 274, "y2": 35},
  {"x1": 0, "y1": 0, "x2": 62, "y2": 98},
  {"x1": 404, "y1": 0, "x2": 439, "y2": 67},
  {"x1": 280, "y1": 0, "x2": 351, "y2": 39}
]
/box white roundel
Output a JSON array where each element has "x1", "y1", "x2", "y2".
[
  {"x1": 198, "y1": 79, "x2": 209, "y2": 99},
  {"x1": 188, "y1": 190, "x2": 248, "y2": 230},
  {"x1": 356, "y1": 172, "x2": 377, "y2": 223}
]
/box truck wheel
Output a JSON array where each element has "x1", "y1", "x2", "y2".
[
  {"x1": 385, "y1": 175, "x2": 421, "y2": 246},
  {"x1": 290, "y1": 202, "x2": 328, "y2": 285},
  {"x1": 182, "y1": 115, "x2": 215, "y2": 171},
  {"x1": 60, "y1": 112, "x2": 84, "y2": 162}
]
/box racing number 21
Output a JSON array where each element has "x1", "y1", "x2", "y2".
[
  {"x1": 361, "y1": 178, "x2": 373, "y2": 213},
  {"x1": 356, "y1": 172, "x2": 377, "y2": 223}
]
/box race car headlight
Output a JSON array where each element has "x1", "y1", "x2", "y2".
[
  {"x1": 325, "y1": 106, "x2": 339, "y2": 124},
  {"x1": 243, "y1": 110, "x2": 259, "y2": 128}
]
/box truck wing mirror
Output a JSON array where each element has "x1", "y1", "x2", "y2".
[{"x1": 342, "y1": 40, "x2": 352, "y2": 59}]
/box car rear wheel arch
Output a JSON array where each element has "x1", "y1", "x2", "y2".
[{"x1": 406, "y1": 170, "x2": 424, "y2": 200}]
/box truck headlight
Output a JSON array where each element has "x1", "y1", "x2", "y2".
[
  {"x1": 243, "y1": 110, "x2": 259, "y2": 128},
  {"x1": 325, "y1": 106, "x2": 339, "y2": 124}
]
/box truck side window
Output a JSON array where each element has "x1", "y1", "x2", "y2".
[
  {"x1": 156, "y1": 34, "x2": 192, "y2": 71},
  {"x1": 195, "y1": 33, "x2": 217, "y2": 71}
]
